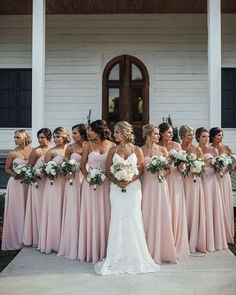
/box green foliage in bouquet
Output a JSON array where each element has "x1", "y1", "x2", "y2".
[{"x1": 162, "y1": 115, "x2": 180, "y2": 143}]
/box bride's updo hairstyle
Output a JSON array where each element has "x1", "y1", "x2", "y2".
[
  {"x1": 142, "y1": 124, "x2": 158, "y2": 139},
  {"x1": 53, "y1": 127, "x2": 71, "y2": 144},
  {"x1": 90, "y1": 119, "x2": 112, "y2": 141},
  {"x1": 15, "y1": 129, "x2": 32, "y2": 146},
  {"x1": 179, "y1": 125, "x2": 194, "y2": 140},
  {"x1": 195, "y1": 127, "x2": 208, "y2": 143},
  {"x1": 115, "y1": 121, "x2": 135, "y2": 143}
]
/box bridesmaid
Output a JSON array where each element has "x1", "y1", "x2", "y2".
[
  {"x1": 2, "y1": 130, "x2": 32, "y2": 250},
  {"x1": 58, "y1": 124, "x2": 87, "y2": 260},
  {"x1": 141, "y1": 124, "x2": 177, "y2": 263},
  {"x1": 158, "y1": 122, "x2": 190, "y2": 259},
  {"x1": 196, "y1": 127, "x2": 228, "y2": 251},
  {"x1": 78, "y1": 120, "x2": 114, "y2": 263},
  {"x1": 38, "y1": 127, "x2": 70, "y2": 253},
  {"x1": 179, "y1": 125, "x2": 206, "y2": 253},
  {"x1": 22, "y1": 128, "x2": 53, "y2": 247},
  {"x1": 210, "y1": 127, "x2": 234, "y2": 244}
]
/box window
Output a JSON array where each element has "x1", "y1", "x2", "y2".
[
  {"x1": 222, "y1": 68, "x2": 236, "y2": 128},
  {"x1": 0, "y1": 69, "x2": 32, "y2": 128}
]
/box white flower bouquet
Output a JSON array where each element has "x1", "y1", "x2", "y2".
[
  {"x1": 146, "y1": 155, "x2": 170, "y2": 183},
  {"x1": 227, "y1": 154, "x2": 236, "y2": 171},
  {"x1": 110, "y1": 160, "x2": 139, "y2": 192},
  {"x1": 13, "y1": 163, "x2": 28, "y2": 183},
  {"x1": 23, "y1": 166, "x2": 43, "y2": 188},
  {"x1": 171, "y1": 150, "x2": 190, "y2": 176},
  {"x1": 188, "y1": 154, "x2": 205, "y2": 182},
  {"x1": 61, "y1": 159, "x2": 80, "y2": 185},
  {"x1": 42, "y1": 161, "x2": 61, "y2": 185},
  {"x1": 211, "y1": 154, "x2": 229, "y2": 178},
  {"x1": 86, "y1": 167, "x2": 106, "y2": 190}
]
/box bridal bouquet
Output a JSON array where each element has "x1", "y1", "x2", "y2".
[
  {"x1": 110, "y1": 160, "x2": 139, "y2": 192},
  {"x1": 23, "y1": 166, "x2": 43, "y2": 188},
  {"x1": 211, "y1": 154, "x2": 229, "y2": 178},
  {"x1": 171, "y1": 150, "x2": 190, "y2": 176},
  {"x1": 188, "y1": 154, "x2": 205, "y2": 182},
  {"x1": 146, "y1": 155, "x2": 170, "y2": 183},
  {"x1": 86, "y1": 167, "x2": 106, "y2": 190},
  {"x1": 13, "y1": 163, "x2": 28, "y2": 183},
  {"x1": 61, "y1": 159, "x2": 80, "y2": 185},
  {"x1": 42, "y1": 161, "x2": 61, "y2": 185},
  {"x1": 227, "y1": 154, "x2": 236, "y2": 171}
]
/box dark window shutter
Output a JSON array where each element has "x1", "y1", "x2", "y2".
[
  {"x1": 0, "y1": 69, "x2": 32, "y2": 128},
  {"x1": 222, "y1": 68, "x2": 236, "y2": 128}
]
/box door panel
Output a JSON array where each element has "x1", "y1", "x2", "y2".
[{"x1": 103, "y1": 55, "x2": 149, "y2": 146}]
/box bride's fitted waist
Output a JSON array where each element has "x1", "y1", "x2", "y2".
[{"x1": 111, "y1": 179, "x2": 141, "y2": 190}]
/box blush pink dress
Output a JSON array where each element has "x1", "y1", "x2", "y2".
[
  {"x1": 202, "y1": 151, "x2": 228, "y2": 251},
  {"x1": 22, "y1": 155, "x2": 46, "y2": 247},
  {"x1": 166, "y1": 149, "x2": 190, "y2": 259},
  {"x1": 78, "y1": 150, "x2": 111, "y2": 263},
  {"x1": 217, "y1": 163, "x2": 234, "y2": 244},
  {"x1": 183, "y1": 151, "x2": 206, "y2": 253},
  {"x1": 1, "y1": 158, "x2": 28, "y2": 250},
  {"x1": 142, "y1": 156, "x2": 177, "y2": 263},
  {"x1": 38, "y1": 155, "x2": 65, "y2": 253},
  {"x1": 58, "y1": 152, "x2": 82, "y2": 260}
]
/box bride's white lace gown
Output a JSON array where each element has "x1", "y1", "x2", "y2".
[{"x1": 95, "y1": 152, "x2": 160, "y2": 275}]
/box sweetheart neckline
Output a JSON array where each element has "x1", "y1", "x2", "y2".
[
  {"x1": 90, "y1": 151, "x2": 108, "y2": 156},
  {"x1": 114, "y1": 152, "x2": 136, "y2": 161}
]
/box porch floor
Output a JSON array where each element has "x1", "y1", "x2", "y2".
[{"x1": 0, "y1": 247, "x2": 235, "y2": 295}]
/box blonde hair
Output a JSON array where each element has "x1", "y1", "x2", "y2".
[
  {"x1": 179, "y1": 125, "x2": 194, "y2": 140},
  {"x1": 142, "y1": 124, "x2": 158, "y2": 138},
  {"x1": 15, "y1": 129, "x2": 32, "y2": 146},
  {"x1": 115, "y1": 121, "x2": 135, "y2": 143},
  {"x1": 53, "y1": 127, "x2": 71, "y2": 144}
]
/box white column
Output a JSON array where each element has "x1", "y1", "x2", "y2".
[
  {"x1": 32, "y1": 0, "x2": 46, "y2": 146},
  {"x1": 207, "y1": 0, "x2": 221, "y2": 127}
]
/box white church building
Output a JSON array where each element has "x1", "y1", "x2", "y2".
[{"x1": 0, "y1": 0, "x2": 236, "y2": 149}]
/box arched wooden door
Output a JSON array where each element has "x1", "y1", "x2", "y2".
[{"x1": 102, "y1": 55, "x2": 149, "y2": 146}]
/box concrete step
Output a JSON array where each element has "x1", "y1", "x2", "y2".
[{"x1": 0, "y1": 247, "x2": 235, "y2": 295}]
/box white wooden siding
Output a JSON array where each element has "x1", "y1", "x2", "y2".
[{"x1": 0, "y1": 14, "x2": 235, "y2": 152}]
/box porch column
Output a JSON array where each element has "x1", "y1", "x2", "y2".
[
  {"x1": 32, "y1": 0, "x2": 46, "y2": 146},
  {"x1": 207, "y1": 0, "x2": 221, "y2": 127}
]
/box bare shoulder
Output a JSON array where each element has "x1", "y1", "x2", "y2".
[
  {"x1": 7, "y1": 150, "x2": 17, "y2": 160},
  {"x1": 159, "y1": 145, "x2": 168, "y2": 154},
  {"x1": 31, "y1": 147, "x2": 42, "y2": 156},
  {"x1": 173, "y1": 142, "x2": 181, "y2": 150},
  {"x1": 108, "y1": 145, "x2": 117, "y2": 155},
  {"x1": 65, "y1": 144, "x2": 73, "y2": 153},
  {"x1": 134, "y1": 145, "x2": 143, "y2": 155},
  {"x1": 211, "y1": 147, "x2": 219, "y2": 157}
]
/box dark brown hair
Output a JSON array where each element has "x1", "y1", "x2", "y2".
[
  {"x1": 90, "y1": 120, "x2": 112, "y2": 141},
  {"x1": 195, "y1": 127, "x2": 209, "y2": 142},
  {"x1": 72, "y1": 124, "x2": 87, "y2": 141},
  {"x1": 209, "y1": 127, "x2": 223, "y2": 143}
]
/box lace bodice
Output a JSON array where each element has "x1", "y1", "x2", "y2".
[{"x1": 112, "y1": 152, "x2": 137, "y2": 167}]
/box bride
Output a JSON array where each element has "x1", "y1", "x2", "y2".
[{"x1": 95, "y1": 121, "x2": 160, "y2": 275}]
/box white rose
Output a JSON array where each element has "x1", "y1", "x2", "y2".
[
  {"x1": 69, "y1": 159, "x2": 76, "y2": 165},
  {"x1": 50, "y1": 169, "x2": 56, "y2": 176},
  {"x1": 115, "y1": 170, "x2": 124, "y2": 180},
  {"x1": 151, "y1": 159, "x2": 157, "y2": 165}
]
